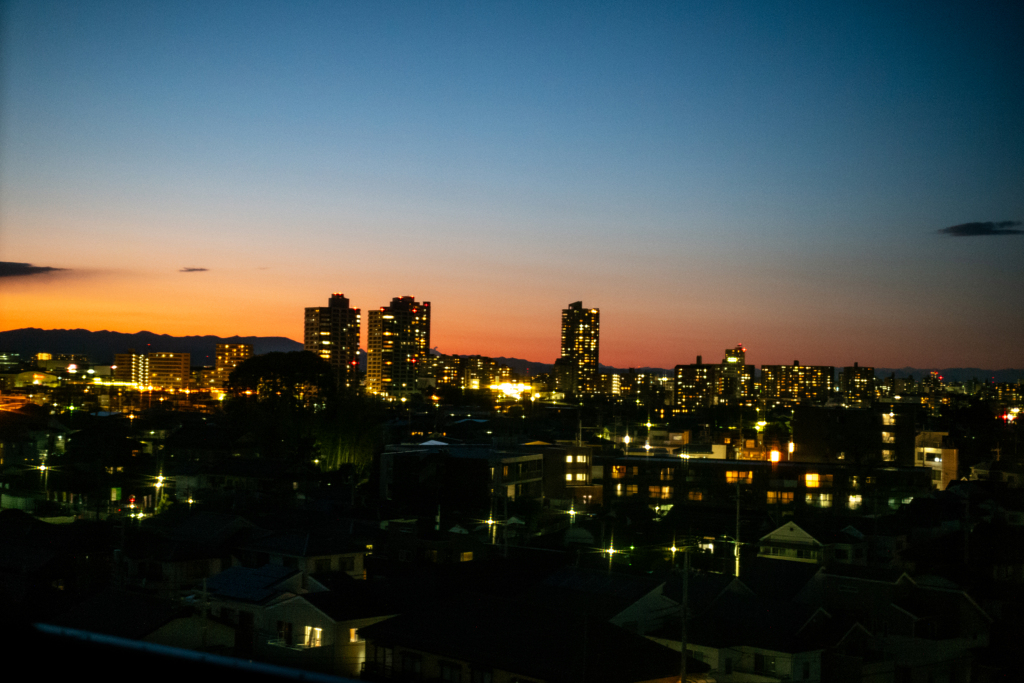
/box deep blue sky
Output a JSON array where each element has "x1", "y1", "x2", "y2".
[{"x1": 2, "y1": 1, "x2": 1022, "y2": 367}]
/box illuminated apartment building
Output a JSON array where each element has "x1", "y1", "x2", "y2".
[
  {"x1": 426, "y1": 354, "x2": 514, "y2": 392},
  {"x1": 560, "y1": 301, "x2": 600, "y2": 395},
  {"x1": 147, "y1": 352, "x2": 190, "y2": 390},
  {"x1": 366, "y1": 296, "x2": 431, "y2": 397},
  {"x1": 113, "y1": 351, "x2": 149, "y2": 385},
  {"x1": 915, "y1": 431, "x2": 958, "y2": 490},
  {"x1": 716, "y1": 344, "x2": 755, "y2": 404},
  {"x1": 760, "y1": 361, "x2": 835, "y2": 406},
  {"x1": 214, "y1": 343, "x2": 253, "y2": 387},
  {"x1": 839, "y1": 362, "x2": 875, "y2": 408},
  {"x1": 672, "y1": 347, "x2": 754, "y2": 414},
  {"x1": 600, "y1": 372, "x2": 621, "y2": 396},
  {"x1": 304, "y1": 293, "x2": 361, "y2": 389},
  {"x1": 673, "y1": 356, "x2": 718, "y2": 413}
]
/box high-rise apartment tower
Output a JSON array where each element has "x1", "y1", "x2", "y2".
[
  {"x1": 366, "y1": 296, "x2": 431, "y2": 397},
  {"x1": 215, "y1": 344, "x2": 253, "y2": 388},
  {"x1": 559, "y1": 301, "x2": 600, "y2": 395},
  {"x1": 304, "y1": 293, "x2": 361, "y2": 389}
]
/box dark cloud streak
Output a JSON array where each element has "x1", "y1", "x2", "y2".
[
  {"x1": 938, "y1": 221, "x2": 1023, "y2": 237},
  {"x1": 179, "y1": 267, "x2": 209, "y2": 272},
  {"x1": 0, "y1": 262, "x2": 66, "y2": 278}
]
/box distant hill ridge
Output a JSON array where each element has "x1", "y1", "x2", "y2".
[
  {"x1": 0, "y1": 328, "x2": 303, "y2": 365},
  {"x1": 2, "y1": 329, "x2": 1021, "y2": 381}
]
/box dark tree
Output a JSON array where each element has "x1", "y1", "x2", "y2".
[{"x1": 227, "y1": 351, "x2": 334, "y2": 408}]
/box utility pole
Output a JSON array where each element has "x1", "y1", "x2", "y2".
[
  {"x1": 735, "y1": 478, "x2": 741, "y2": 577},
  {"x1": 680, "y1": 548, "x2": 689, "y2": 682}
]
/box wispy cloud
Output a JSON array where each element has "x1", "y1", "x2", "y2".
[
  {"x1": 938, "y1": 221, "x2": 1023, "y2": 237},
  {"x1": 0, "y1": 261, "x2": 66, "y2": 278},
  {"x1": 179, "y1": 267, "x2": 209, "y2": 272}
]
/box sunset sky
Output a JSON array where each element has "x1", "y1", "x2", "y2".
[{"x1": 2, "y1": 1, "x2": 1022, "y2": 369}]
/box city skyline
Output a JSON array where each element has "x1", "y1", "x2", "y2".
[{"x1": 2, "y1": 2, "x2": 1023, "y2": 369}]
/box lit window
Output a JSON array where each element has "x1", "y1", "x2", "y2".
[
  {"x1": 726, "y1": 470, "x2": 752, "y2": 484},
  {"x1": 565, "y1": 474, "x2": 573, "y2": 481},
  {"x1": 566, "y1": 455, "x2": 573, "y2": 463},
  {"x1": 848, "y1": 495, "x2": 862, "y2": 510},
  {"x1": 577, "y1": 455, "x2": 587, "y2": 463},
  {"x1": 304, "y1": 626, "x2": 322, "y2": 648},
  {"x1": 575, "y1": 473, "x2": 586, "y2": 481},
  {"x1": 688, "y1": 490, "x2": 703, "y2": 501},
  {"x1": 882, "y1": 449, "x2": 895, "y2": 461},
  {"x1": 805, "y1": 473, "x2": 819, "y2": 488},
  {"x1": 349, "y1": 628, "x2": 362, "y2": 643}
]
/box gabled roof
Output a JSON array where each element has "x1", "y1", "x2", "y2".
[
  {"x1": 45, "y1": 589, "x2": 187, "y2": 639},
  {"x1": 822, "y1": 563, "x2": 911, "y2": 584},
  {"x1": 662, "y1": 570, "x2": 745, "y2": 616},
  {"x1": 739, "y1": 557, "x2": 823, "y2": 601},
  {"x1": 688, "y1": 591, "x2": 825, "y2": 653},
  {"x1": 238, "y1": 530, "x2": 364, "y2": 558},
  {"x1": 528, "y1": 567, "x2": 663, "y2": 620},
  {"x1": 358, "y1": 596, "x2": 707, "y2": 682},
  {"x1": 203, "y1": 564, "x2": 300, "y2": 604},
  {"x1": 161, "y1": 512, "x2": 258, "y2": 546},
  {"x1": 759, "y1": 521, "x2": 820, "y2": 545},
  {"x1": 301, "y1": 582, "x2": 409, "y2": 622}
]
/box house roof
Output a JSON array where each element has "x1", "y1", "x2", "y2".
[
  {"x1": 517, "y1": 567, "x2": 663, "y2": 620},
  {"x1": 662, "y1": 570, "x2": 747, "y2": 615},
  {"x1": 739, "y1": 557, "x2": 823, "y2": 601},
  {"x1": 687, "y1": 591, "x2": 823, "y2": 653},
  {"x1": 238, "y1": 530, "x2": 364, "y2": 558},
  {"x1": 821, "y1": 563, "x2": 909, "y2": 584},
  {"x1": 301, "y1": 581, "x2": 416, "y2": 622},
  {"x1": 358, "y1": 596, "x2": 707, "y2": 682},
  {"x1": 44, "y1": 589, "x2": 187, "y2": 639},
  {"x1": 203, "y1": 564, "x2": 300, "y2": 604},
  {"x1": 159, "y1": 512, "x2": 258, "y2": 546}
]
